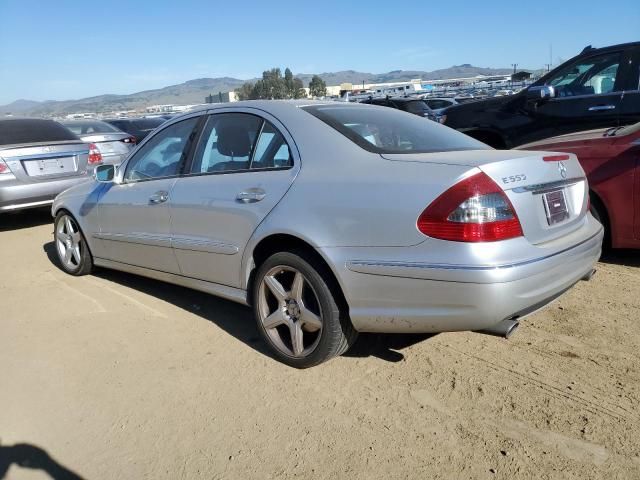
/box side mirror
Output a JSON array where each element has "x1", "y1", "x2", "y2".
[
  {"x1": 526, "y1": 85, "x2": 556, "y2": 103},
  {"x1": 94, "y1": 164, "x2": 115, "y2": 183}
]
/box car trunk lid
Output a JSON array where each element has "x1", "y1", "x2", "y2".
[
  {"x1": 79, "y1": 133, "x2": 132, "y2": 156},
  {"x1": 382, "y1": 150, "x2": 589, "y2": 245},
  {"x1": 0, "y1": 141, "x2": 90, "y2": 180}
]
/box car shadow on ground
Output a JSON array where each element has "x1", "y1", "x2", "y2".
[
  {"x1": 43, "y1": 242, "x2": 435, "y2": 364},
  {"x1": 599, "y1": 249, "x2": 640, "y2": 268},
  {"x1": 0, "y1": 208, "x2": 52, "y2": 232},
  {"x1": 0, "y1": 442, "x2": 84, "y2": 479}
]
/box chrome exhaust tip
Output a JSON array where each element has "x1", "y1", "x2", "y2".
[{"x1": 477, "y1": 319, "x2": 520, "y2": 339}]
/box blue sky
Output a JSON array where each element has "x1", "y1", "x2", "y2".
[{"x1": 0, "y1": 0, "x2": 638, "y2": 105}]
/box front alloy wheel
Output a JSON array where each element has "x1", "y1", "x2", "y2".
[
  {"x1": 54, "y1": 212, "x2": 93, "y2": 276},
  {"x1": 253, "y1": 251, "x2": 357, "y2": 368}
]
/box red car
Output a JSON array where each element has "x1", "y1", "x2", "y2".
[{"x1": 519, "y1": 122, "x2": 640, "y2": 248}]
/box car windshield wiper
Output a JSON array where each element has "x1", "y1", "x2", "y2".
[{"x1": 604, "y1": 126, "x2": 624, "y2": 137}]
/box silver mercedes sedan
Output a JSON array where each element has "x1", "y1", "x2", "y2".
[{"x1": 51, "y1": 101, "x2": 603, "y2": 367}]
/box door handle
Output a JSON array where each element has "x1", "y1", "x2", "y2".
[
  {"x1": 588, "y1": 105, "x2": 615, "y2": 111},
  {"x1": 149, "y1": 191, "x2": 169, "y2": 204},
  {"x1": 236, "y1": 188, "x2": 266, "y2": 203}
]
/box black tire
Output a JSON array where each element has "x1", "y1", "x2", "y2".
[
  {"x1": 53, "y1": 211, "x2": 93, "y2": 276},
  {"x1": 252, "y1": 250, "x2": 357, "y2": 368},
  {"x1": 589, "y1": 196, "x2": 611, "y2": 249}
]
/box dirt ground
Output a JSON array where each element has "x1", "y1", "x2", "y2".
[{"x1": 1, "y1": 209, "x2": 639, "y2": 480}]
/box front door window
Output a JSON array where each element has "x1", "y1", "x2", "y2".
[
  {"x1": 547, "y1": 52, "x2": 621, "y2": 97},
  {"x1": 124, "y1": 117, "x2": 199, "y2": 182}
]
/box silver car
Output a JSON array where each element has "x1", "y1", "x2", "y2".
[
  {"x1": 0, "y1": 118, "x2": 93, "y2": 212},
  {"x1": 51, "y1": 101, "x2": 603, "y2": 367},
  {"x1": 61, "y1": 120, "x2": 136, "y2": 166}
]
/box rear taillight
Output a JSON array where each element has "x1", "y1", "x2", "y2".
[
  {"x1": 0, "y1": 158, "x2": 10, "y2": 174},
  {"x1": 122, "y1": 136, "x2": 136, "y2": 144},
  {"x1": 88, "y1": 143, "x2": 103, "y2": 165},
  {"x1": 417, "y1": 172, "x2": 523, "y2": 242}
]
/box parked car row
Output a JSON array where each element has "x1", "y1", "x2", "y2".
[
  {"x1": 359, "y1": 97, "x2": 438, "y2": 121},
  {"x1": 0, "y1": 116, "x2": 167, "y2": 212}
]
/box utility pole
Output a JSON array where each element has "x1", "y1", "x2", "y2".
[
  {"x1": 544, "y1": 64, "x2": 552, "y2": 72},
  {"x1": 511, "y1": 63, "x2": 518, "y2": 74}
]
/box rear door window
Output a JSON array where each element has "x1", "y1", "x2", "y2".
[{"x1": 251, "y1": 121, "x2": 293, "y2": 169}]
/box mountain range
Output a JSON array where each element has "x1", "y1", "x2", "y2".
[{"x1": 0, "y1": 65, "x2": 517, "y2": 117}]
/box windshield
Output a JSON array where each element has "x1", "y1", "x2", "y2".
[
  {"x1": 608, "y1": 121, "x2": 640, "y2": 137},
  {"x1": 302, "y1": 105, "x2": 489, "y2": 154},
  {"x1": 0, "y1": 119, "x2": 79, "y2": 146},
  {"x1": 62, "y1": 121, "x2": 119, "y2": 135}
]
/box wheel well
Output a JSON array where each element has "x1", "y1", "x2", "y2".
[
  {"x1": 466, "y1": 130, "x2": 506, "y2": 149},
  {"x1": 248, "y1": 234, "x2": 349, "y2": 312},
  {"x1": 589, "y1": 190, "x2": 611, "y2": 248}
]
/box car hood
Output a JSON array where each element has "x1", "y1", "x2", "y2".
[{"x1": 444, "y1": 94, "x2": 513, "y2": 115}]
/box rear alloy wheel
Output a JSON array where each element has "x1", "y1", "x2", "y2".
[
  {"x1": 54, "y1": 212, "x2": 93, "y2": 276},
  {"x1": 253, "y1": 252, "x2": 356, "y2": 368}
]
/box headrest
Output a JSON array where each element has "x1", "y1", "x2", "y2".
[{"x1": 216, "y1": 123, "x2": 251, "y2": 157}]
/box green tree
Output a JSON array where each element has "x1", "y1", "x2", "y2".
[
  {"x1": 284, "y1": 68, "x2": 296, "y2": 98},
  {"x1": 234, "y1": 82, "x2": 254, "y2": 101},
  {"x1": 235, "y1": 67, "x2": 308, "y2": 100},
  {"x1": 293, "y1": 78, "x2": 306, "y2": 99},
  {"x1": 308, "y1": 75, "x2": 327, "y2": 98}
]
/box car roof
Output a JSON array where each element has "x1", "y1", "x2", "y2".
[
  {"x1": 582, "y1": 41, "x2": 640, "y2": 54},
  {"x1": 0, "y1": 116, "x2": 58, "y2": 123},
  {"x1": 61, "y1": 119, "x2": 108, "y2": 124}
]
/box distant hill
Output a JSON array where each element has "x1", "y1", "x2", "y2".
[{"x1": 0, "y1": 65, "x2": 517, "y2": 117}]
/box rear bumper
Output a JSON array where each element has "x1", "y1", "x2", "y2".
[
  {"x1": 0, "y1": 174, "x2": 92, "y2": 211},
  {"x1": 324, "y1": 226, "x2": 603, "y2": 333}
]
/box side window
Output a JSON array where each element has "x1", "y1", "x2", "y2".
[
  {"x1": 251, "y1": 121, "x2": 293, "y2": 169},
  {"x1": 191, "y1": 113, "x2": 261, "y2": 173},
  {"x1": 546, "y1": 52, "x2": 621, "y2": 97},
  {"x1": 124, "y1": 117, "x2": 199, "y2": 182}
]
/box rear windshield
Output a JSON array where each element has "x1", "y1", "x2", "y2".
[
  {"x1": 62, "y1": 121, "x2": 119, "y2": 135},
  {"x1": 302, "y1": 105, "x2": 489, "y2": 154},
  {"x1": 133, "y1": 118, "x2": 166, "y2": 131},
  {"x1": 0, "y1": 119, "x2": 79, "y2": 146}
]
